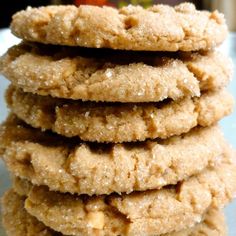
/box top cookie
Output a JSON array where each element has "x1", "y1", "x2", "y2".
[{"x1": 10, "y1": 3, "x2": 227, "y2": 51}]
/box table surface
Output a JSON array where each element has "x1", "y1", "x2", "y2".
[{"x1": 0, "y1": 29, "x2": 236, "y2": 235}]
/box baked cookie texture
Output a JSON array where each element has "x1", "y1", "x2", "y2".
[
  {"x1": 0, "y1": 2, "x2": 235, "y2": 236},
  {"x1": 1, "y1": 189, "x2": 227, "y2": 236},
  {"x1": 10, "y1": 3, "x2": 227, "y2": 51},
  {"x1": 0, "y1": 115, "x2": 228, "y2": 195},
  {"x1": 0, "y1": 43, "x2": 232, "y2": 102},
  {"x1": 2, "y1": 189, "x2": 62, "y2": 236},
  {"x1": 6, "y1": 85, "x2": 234, "y2": 142},
  {"x1": 10, "y1": 157, "x2": 236, "y2": 236}
]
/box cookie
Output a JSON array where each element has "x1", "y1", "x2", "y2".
[
  {"x1": 1, "y1": 189, "x2": 61, "y2": 236},
  {"x1": 12, "y1": 157, "x2": 236, "y2": 236},
  {"x1": 6, "y1": 85, "x2": 234, "y2": 142},
  {"x1": 0, "y1": 114, "x2": 228, "y2": 195},
  {"x1": 1, "y1": 189, "x2": 227, "y2": 236},
  {"x1": 10, "y1": 3, "x2": 227, "y2": 51},
  {"x1": 0, "y1": 43, "x2": 232, "y2": 102}
]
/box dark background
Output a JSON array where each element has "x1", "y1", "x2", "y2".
[{"x1": 0, "y1": 0, "x2": 51, "y2": 28}]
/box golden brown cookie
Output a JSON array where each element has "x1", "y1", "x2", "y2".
[
  {"x1": 0, "y1": 115, "x2": 228, "y2": 195},
  {"x1": 6, "y1": 85, "x2": 234, "y2": 142},
  {"x1": 12, "y1": 156, "x2": 236, "y2": 236},
  {"x1": 0, "y1": 43, "x2": 232, "y2": 102},
  {"x1": 10, "y1": 3, "x2": 227, "y2": 51},
  {"x1": 1, "y1": 189, "x2": 227, "y2": 236},
  {"x1": 1, "y1": 189, "x2": 61, "y2": 236}
]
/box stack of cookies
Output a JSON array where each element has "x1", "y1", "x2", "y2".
[{"x1": 1, "y1": 3, "x2": 236, "y2": 235}]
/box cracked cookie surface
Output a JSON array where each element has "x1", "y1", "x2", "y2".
[
  {"x1": 6, "y1": 85, "x2": 234, "y2": 142},
  {"x1": 10, "y1": 3, "x2": 227, "y2": 51},
  {"x1": 11, "y1": 156, "x2": 236, "y2": 236},
  {"x1": 0, "y1": 43, "x2": 232, "y2": 102},
  {"x1": 1, "y1": 189, "x2": 227, "y2": 236},
  {"x1": 0, "y1": 114, "x2": 229, "y2": 195}
]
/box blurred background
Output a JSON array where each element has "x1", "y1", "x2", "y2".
[{"x1": 0, "y1": 0, "x2": 236, "y2": 30}]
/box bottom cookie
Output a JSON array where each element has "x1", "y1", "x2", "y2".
[
  {"x1": 9, "y1": 154, "x2": 236, "y2": 236},
  {"x1": 1, "y1": 189, "x2": 227, "y2": 236}
]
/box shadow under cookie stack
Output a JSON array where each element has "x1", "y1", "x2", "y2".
[{"x1": 1, "y1": 2, "x2": 236, "y2": 236}]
